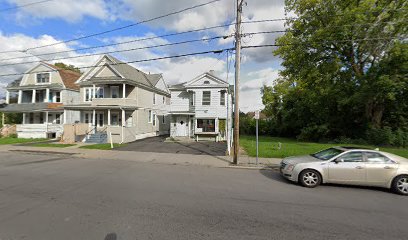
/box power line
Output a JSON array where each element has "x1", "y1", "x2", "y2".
[
  {"x1": 0, "y1": 0, "x2": 221, "y2": 54},
  {"x1": 0, "y1": 33, "x2": 403, "y2": 68},
  {"x1": 0, "y1": 35, "x2": 233, "y2": 67},
  {"x1": 1, "y1": 18, "x2": 402, "y2": 63},
  {"x1": 0, "y1": 18, "x2": 284, "y2": 60},
  {"x1": 0, "y1": 0, "x2": 54, "y2": 12}
]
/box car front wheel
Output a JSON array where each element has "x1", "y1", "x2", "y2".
[
  {"x1": 299, "y1": 169, "x2": 322, "y2": 188},
  {"x1": 392, "y1": 175, "x2": 408, "y2": 196}
]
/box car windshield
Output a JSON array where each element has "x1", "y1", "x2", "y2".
[{"x1": 311, "y1": 148, "x2": 344, "y2": 160}]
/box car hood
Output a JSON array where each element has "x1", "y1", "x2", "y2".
[{"x1": 283, "y1": 155, "x2": 321, "y2": 165}]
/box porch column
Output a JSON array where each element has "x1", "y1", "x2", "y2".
[
  {"x1": 63, "y1": 110, "x2": 67, "y2": 124},
  {"x1": 121, "y1": 109, "x2": 125, "y2": 143},
  {"x1": 1, "y1": 112, "x2": 5, "y2": 126},
  {"x1": 18, "y1": 90, "x2": 22, "y2": 104},
  {"x1": 45, "y1": 112, "x2": 49, "y2": 133},
  {"x1": 122, "y1": 83, "x2": 126, "y2": 99},
  {"x1": 121, "y1": 109, "x2": 125, "y2": 126},
  {"x1": 107, "y1": 109, "x2": 111, "y2": 126},
  {"x1": 22, "y1": 113, "x2": 26, "y2": 124},
  {"x1": 32, "y1": 89, "x2": 36, "y2": 103},
  {"x1": 45, "y1": 88, "x2": 50, "y2": 102},
  {"x1": 92, "y1": 109, "x2": 96, "y2": 127},
  {"x1": 5, "y1": 91, "x2": 10, "y2": 104}
]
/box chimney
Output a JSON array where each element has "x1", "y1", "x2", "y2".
[{"x1": 209, "y1": 70, "x2": 215, "y2": 75}]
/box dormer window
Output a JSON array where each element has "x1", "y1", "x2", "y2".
[
  {"x1": 36, "y1": 73, "x2": 50, "y2": 83},
  {"x1": 203, "y1": 80, "x2": 210, "y2": 84}
]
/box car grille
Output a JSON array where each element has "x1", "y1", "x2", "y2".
[{"x1": 280, "y1": 162, "x2": 287, "y2": 169}]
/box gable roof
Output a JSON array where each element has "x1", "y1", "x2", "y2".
[
  {"x1": 77, "y1": 54, "x2": 170, "y2": 93},
  {"x1": 43, "y1": 62, "x2": 81, "y2": 91},
  {"x1": 170, "y1": 71, "x2": 229, "y2": 89}
]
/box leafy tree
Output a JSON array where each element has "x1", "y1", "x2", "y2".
[
  {"x1": 262, "y1": 0, "x2": 407, "y2": 145},
  {"x1": 54, "y1": 62, "x2": 82, "y2": 73}
]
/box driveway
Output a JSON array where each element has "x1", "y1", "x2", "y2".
[{"x1": 115, "y1": 136, "x2": 227, "y2": 156}]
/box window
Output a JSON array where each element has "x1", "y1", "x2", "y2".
[
  {"x1": 36, "y1": 73, "x2": 50, "y2": 83},
  {"x1": 220, "y1": 92, "x2": 225, "y2": 106},
  {"x1": 204, "y1": 80, "x2": 210, "y2": 84},
  {"x1": 55, "y1": 92, "x2": 61, "y2": 103},
  {"x1": 84, "y1": 113, "x2": 90, "y2": 124},
  {"x1": 148, "y1": 110, "x2": 152, "y2": 123},
  {"x1": 111, "y1": 86, "x2": 119, "y2": 98},
  {"x1": 366, "y1": 152, "x2": 391, "y2": 163},
  {"x1": 312, "y1": 148, "x2": 344, "y2": 160},
  {"x1": 338, "y1": 152, "x2": 364, "y2": 162},
  {"x1": 55, "y1": 113, "x2": 61, "y2": 124},
  {"x1": 85, "y1": 88, "x2": 94, "y2": 102},
  {"x1": 197, "y1": 119, "x2": 215, "y2": 132},
  {"x1": 202, "y1": 91, "x2": 211, "y2": 105},
  {"x1": 111, "y1": 113, "x2": 119, "y2": 126},
  {"x1": 153, "y1": 93, "x2": 156, "y2": 105},
  {"x1": 97, "y1": 88, "x2": 104, "y2": 98},
  {"x1": 153, "y1": 113, "x2": 156, "y2": 126},
  {"x1": 190, "y1": 92, "x2": 195, "y2": 106}
]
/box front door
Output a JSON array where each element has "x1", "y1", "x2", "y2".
[
  {"x1": 328, "y1": 152, "x2": 366, "y2": 184},
  {"x1": 175, "y1": 116, "x2": 187, "y2": 136}
]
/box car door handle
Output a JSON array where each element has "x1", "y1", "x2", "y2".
[
  {"x1": 355, "y1": 166, "x2": 364, "y2": 169},
  {"x1": 384, "y1": 166, "x2": 392, "y2": 169}
]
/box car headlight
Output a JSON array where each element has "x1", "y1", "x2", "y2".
[{"x1": 286, "y1": 164, "x2": 295, "y2": 171}]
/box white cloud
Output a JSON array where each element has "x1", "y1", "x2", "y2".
[{"x1": 7, "y1": 0, "x2": 110, "y2": 23}]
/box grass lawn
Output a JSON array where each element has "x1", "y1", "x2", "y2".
[
  {"x1": 79, "y1": 143, "x2": 121, "y2": 150},
  {"x1": 32, "y1": 143, "x2": 76, "y2": 148},
  {"x1": 240, "y1": 135, "x2": 408, "y2": 159},
  {"x1": 0, "y1": 137, "x2": 47, "y2": 145}
]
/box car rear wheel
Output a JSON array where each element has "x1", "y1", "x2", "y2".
[
  {"x1": 392, "y1": 175, "x2": 408, "y2": 196},
  {"x1": 299, "y1": 169, "x2": 321, "y2": 188}
]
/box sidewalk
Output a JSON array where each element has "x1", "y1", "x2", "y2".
[{"x1": 0, "y1": 144, "x2": 282, "y2": 169}]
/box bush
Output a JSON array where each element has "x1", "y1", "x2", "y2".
[
  {"x1": 297, "y1": 124, "x2": 329, "y2": 142},
  {"x1": 365, "y1": 127, "x2": 408, "y2": 147}
]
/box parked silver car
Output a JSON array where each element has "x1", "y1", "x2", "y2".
[{"x1": 280, "y1": 147, "x2": 408, "y2": 195}]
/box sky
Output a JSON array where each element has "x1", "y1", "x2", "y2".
[{"x1": 0, "y1": 0, "x2": 286, "y2": 112}]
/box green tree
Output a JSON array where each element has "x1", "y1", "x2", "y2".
[{"x1": 263, "y1": 0, "x2": 407, "y2": 143}]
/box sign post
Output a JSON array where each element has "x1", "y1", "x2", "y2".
[{"x1": 254, "y1": 110, "x2": 260, "y2": 165}]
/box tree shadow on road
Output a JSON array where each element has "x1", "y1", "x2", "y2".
[
  {"x1": 104, "y1": 233, "x2": 117, "y2": 240},
  {"x1": 259, "y1": 169, "x2": 291, "y2": 184}
]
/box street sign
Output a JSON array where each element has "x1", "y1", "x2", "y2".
[{"x1": 254, "y1": 110, "x2": 260, "y2": 120}]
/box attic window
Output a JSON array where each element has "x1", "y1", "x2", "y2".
[
  {"x1": 36, "y1": 73, "x2": 50, "y2": 83},
  {"x1": 203, "y1": 80, "x2": 210, "y2": 84}
]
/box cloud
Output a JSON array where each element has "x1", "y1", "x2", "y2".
[
  {"x1": 241, "y1": 68, "x2": 279, "y2": 92},
  {"x1": 7, "y1": 0, "x2": 110, "y2": 23}
]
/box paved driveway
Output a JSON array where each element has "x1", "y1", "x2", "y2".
[{"x1": 115, "y1": 136, "x2": 227, "y2": 156}]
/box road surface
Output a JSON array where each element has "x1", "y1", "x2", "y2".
[{"x1": 0, "y1": 151, "x2": 406, "y2": 240}]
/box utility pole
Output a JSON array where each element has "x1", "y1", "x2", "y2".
[{"x1": 233, "y1": 0, "x2": 244, "y2": 165}]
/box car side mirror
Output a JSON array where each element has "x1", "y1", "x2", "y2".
[{"x1": 334, "y1": 158, "x2": 344, "y2": 164}]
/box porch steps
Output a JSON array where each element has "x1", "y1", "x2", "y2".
[{"x1": 85, "y1": 132, "x2": 107, "y2": 144}]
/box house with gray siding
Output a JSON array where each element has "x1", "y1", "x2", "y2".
[
  {"x1": 2, "y1": 62, "x2": 81, "y2": 138},
  {"x1": 168, "y1": 71, "x2": 232, "y2": 142},
  {"x1": 64, "y1": 54, "x2": 170, "y2": 143}
]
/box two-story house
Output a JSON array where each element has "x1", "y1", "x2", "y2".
[
  {"x1": 64, "y1": 54, "x2": 170, "y2": 143},
  {"x1": 168, "y1": 71, "x2": 232, "y2": 142},
  {"x1": 2, "y1": 62, "x2": 81, "y2": 138}
]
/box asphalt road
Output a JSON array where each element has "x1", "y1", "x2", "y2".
[{"x1": 0, "y1": 151, "x2": 407, "y2": 240}]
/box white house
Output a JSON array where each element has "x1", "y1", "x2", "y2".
[
  {"x1": 168, "y1": 71, "x2": 233, "y2": 142},
  {"x1": 2, "y1": 62, "x2": 81, "y2": 138},
  {"x1": 64, "y1": 54, "x2": 171, "y2": 143}
]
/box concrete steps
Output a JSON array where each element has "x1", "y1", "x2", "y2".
[{"x1": 85, "y1": 132, "x2": 107, "y2": 144}]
